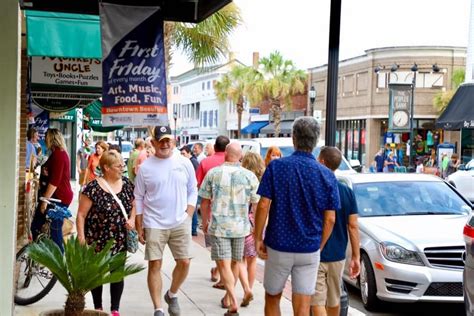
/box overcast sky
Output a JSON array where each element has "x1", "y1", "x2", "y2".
[{"x1": 169, "y1": 0, "x2": 471, "y2": 76}]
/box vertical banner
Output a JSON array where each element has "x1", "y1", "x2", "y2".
[
  {"x1": 100, "y1": 3, "x2": 168, "y2": 127},
  {"x1": 388, "y1": 83, "x2": 412, "y2": 132}
]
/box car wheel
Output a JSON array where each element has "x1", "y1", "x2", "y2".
[{"x1": 360, "y1": 253, "x2": 379, "y2": 311}]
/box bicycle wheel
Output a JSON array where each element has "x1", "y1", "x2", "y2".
[{"x1": 14, "y1": 244, "x2": 57, "y2": 305}]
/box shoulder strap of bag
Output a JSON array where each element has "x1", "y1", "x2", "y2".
[{"x1": 99, "y1": 177, "x2": 128, "y2": 221}]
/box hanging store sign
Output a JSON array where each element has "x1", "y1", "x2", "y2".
[
  {"x1": 31, "y1": 91, "x2": 99, "y2": 112},
  {"x1": 31, "y1": 57, "x2": 102, "y2": 89},
  {"x1": 388, "y1": 83, "x2": 412, "y2": 132},
  {"x1": 100, "y1": 3, "x2": 168, "y2": 127},
  {"x1": 30, "y1": 57, "x2": 102, "y2": 112},
  {"x1": 49, "y1": 109, "x2": 77, "y2": 122}
]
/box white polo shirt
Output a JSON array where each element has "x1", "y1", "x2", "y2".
[{"x1": 134, "y1": 154, "x2": 198, "y2": 229}]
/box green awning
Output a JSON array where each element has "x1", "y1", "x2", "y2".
[
  {"x1": 83, "y1": 100, "x2": 123, "y2": 133},
  {"x1": 26, "y1": 10, "x2": 102, "y2": 58}
]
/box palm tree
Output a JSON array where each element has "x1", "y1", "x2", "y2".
[
  {"x1": 433, "y1": 68, "x2": 465, "y2": 113},
  {"x1": 164, "y1": 3, "x2": 242, "y2": 72},
  {"x1": 214, "y1": 64, "x2": 254, "y2": 138},
  {"x1": 246, "y1": 51, "x2": 306, "y2": 136},
  {"x1": 28, "y1": 236, "x2": 144, "y2": 316}
]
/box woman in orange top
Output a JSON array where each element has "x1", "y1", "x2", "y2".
[
  {"x1": 85, "y1": 140, "x2": 108, "y2": 184},
  {"x1": 264, "y1": 146, "x2": 282, "y2": 167}
]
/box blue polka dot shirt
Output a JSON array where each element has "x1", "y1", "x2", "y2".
[{"x1": 258, "y1": 151, "x2": 340, "y2": 253}]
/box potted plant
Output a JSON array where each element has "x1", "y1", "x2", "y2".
[{"x1": 28, "y1": 236, "x2": 144, "y2": 316}]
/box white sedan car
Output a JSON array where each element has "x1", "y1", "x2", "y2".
[
  {"x1": 447, "y1": 159, "x2": 474, "y2": 203},
  {"x1": 339, "y1": 173, "x2": 473, "y2": 311}
]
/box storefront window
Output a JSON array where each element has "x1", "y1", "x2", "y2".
[{"x1": 461, "y1": 129, "x2": 474, "y2": 164}]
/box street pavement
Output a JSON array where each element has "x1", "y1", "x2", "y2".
[
  {"x1": 14, "y1": 181, "x2": 365, "y2": 316},
  {"x1": 15, "y1": 182, "x2": 294, "y2": 316},
  {"x1": 15, "y1": 240, "x2": 296, "y2": 316}
]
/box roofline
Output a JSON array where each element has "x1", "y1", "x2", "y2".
[
  {"x1": 170, "y1": 59, "x2": 247, "y2": 81},
  {"x1": 308, "y1": 45, "x2": 467, "y2": 71}
]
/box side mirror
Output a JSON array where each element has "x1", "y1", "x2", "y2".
[
  {"x1": 349, "y1": 159, "x2": 362, "y2": 173},
  {"x1": 458, "y1": 164, "x2": 466, "y2": 171}
]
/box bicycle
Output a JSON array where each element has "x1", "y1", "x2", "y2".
[{"x1": 14, "y1": 197, "x2": 72, "y2": 305}]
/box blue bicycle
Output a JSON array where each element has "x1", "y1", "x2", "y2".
[{"x1": 14, "y1": 197, "x2": 72, "y2": 305}]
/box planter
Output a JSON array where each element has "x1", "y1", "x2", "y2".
[{"x1": 39, "y1": 310, "x2": 109, "y2": 316}]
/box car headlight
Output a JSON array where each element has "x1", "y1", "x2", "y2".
[{"x1": 380, "y1": 242, "x2": 424, "y2": 266}]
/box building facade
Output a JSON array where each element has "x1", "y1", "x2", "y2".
[
  {"x1": 309, "y1": 46, "x2": 466, "y2": 167},
  {"x1": 168, "y1": 59, "x2": 248, "y2": 144}
]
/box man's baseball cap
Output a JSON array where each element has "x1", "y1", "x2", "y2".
[{"x1": 153, "y1": 125, "x2": 173, "y2": 142}]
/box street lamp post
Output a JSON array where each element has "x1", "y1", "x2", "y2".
[
  {"x1": 309, "y1": 86, "x2": 316, "y2": 116},
  {"x1": 408, "y1": 63, "x2": 418, "y2": 170},
  {"x1": 173, "y1": 111, "x2": 178, "y2": 141}
]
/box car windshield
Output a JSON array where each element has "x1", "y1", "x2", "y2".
[
  {"x1": 353, "y1": 181, "x2": 471, "y2": 217},
  {"x1": 260, "y1": 146, "x2": 351, "y2": 171},
  {"x1": 121, "y1": 144, "x2": 132, "y2": 153},
  {"x1": 465, "y1": 159, "x2": 474, "y2": 170}
]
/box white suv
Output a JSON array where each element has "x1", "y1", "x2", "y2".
[{"x1": 241, "y1": 137, "x2": 356, "y2": 174}]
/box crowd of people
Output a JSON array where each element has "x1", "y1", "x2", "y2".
[
  {"x1": 27, "y1": 117, "x2": 362, "y2": 316},
  {"x1": 372, "y1": 144, "x2": 462, "y2": 178}
]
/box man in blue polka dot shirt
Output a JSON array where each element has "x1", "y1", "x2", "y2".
[{"x1": 254, "y1": 116, "x2": 340, "y2": 316}]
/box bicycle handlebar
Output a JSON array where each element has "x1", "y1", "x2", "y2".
[{"x1": 39, "y1": 197, "x2": 62, "y2": 204}]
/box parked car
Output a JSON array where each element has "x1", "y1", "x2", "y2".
[
  {"x1": 447, "y1": 159, "x2": 474, "y2": 203},
  {"x1": 339, "y1": 173, "x2": 472, "y2": 311},
  {"x1": 241, "y1": 137, "x2": 357, "y2": 174},
  {"x1": 464, "y1": 212, "x2": 474, "y2": 316},
  {"x1": 185, "y1": 139, "x2": 259, "y2": 157}
]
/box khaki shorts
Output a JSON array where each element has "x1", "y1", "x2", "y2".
[
  {"x1": 144, "y1": 218, "x2": 191, "y2": 261},
  {"x1": 311, "y1": 260, "x2": 345, "y2": 307}
]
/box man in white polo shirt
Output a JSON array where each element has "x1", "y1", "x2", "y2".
[{"x1": 135, "y1": 125, "x2": 198, "y2": 316}]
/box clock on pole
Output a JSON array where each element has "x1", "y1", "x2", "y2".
[{"x1": 393, "y1": 110, "x2": 409, "y2": 128}]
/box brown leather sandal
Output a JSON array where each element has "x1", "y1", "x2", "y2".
[
  {"x1": 212, "y1": 282, "x2": 225, "y2": 290},
  {"x1": 240, "y1": 293, "x2": 254, "y2": 307},
  {"x1": 220, "y1": 297, "x2": 230, "y2": 309}
]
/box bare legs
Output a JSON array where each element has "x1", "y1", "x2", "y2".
[
  {"x1": 311, "y1": 304, "x2": 340, "y2": 316},
  {"x1": 148, "y1": 260, "x2": 163, "y2": 309},
  {"x1": 238, "y1": 256, "x2": 256, "y2": 305},
  {"x1": 292, "y1": 293, "x2": 311, "y2": 316},
  {"x1": 147, "y1": 259, "x2": 190, "y2": 309},
  {"x1": 170, "y1": 259, "x2": 190, "y2": 294},
  {"x1": 264, "y1": 292, "x2": 311, "y2": 316},
  {"x1": 216, "y1": 259, "x2": 240, "y2": 312},
  {"x1": 265, "y1": 292, "x2": 282, "y2": 316}
]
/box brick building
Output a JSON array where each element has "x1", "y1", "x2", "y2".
[{"x1": 308, "y1": 46, "x2": 466, "y2": 167}]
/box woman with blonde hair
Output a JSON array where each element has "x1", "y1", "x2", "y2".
[
  {"x1": 85, "y1": 140, "x2": 109, "y2": 184},
  {"x1": 77, "y1": 150, "x2": 136, "y2": 315},
  {"x1": 31, "y1": 128, "x2": 73, "y2": 252},
  {"x1": 238, "y1": 152, "x2": 265, "y2": 307},
  {"x1": 264, "y1": 146, "x2": 282, "y2": 166}
]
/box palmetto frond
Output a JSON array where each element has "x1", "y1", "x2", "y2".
[
  {"x1": 28, "y1": 236, "x2": 144, "y2": 311},
  {"x1": 214, "y1": 63, "x2": 254, "y2": 137},
  {"x1": 432, "y1": 68, "x2": 465, "y2": 114},
  {"x1": 171, "y1": 3, "x2": 241, "y2": 68}
]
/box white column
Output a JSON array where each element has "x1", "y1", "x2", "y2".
[
  {"x1": 465, "y1": 0, "x2": 474, "y2": 83},
  {"x1": 0, "y1": 0, "x2": 20, "y2": 314}
]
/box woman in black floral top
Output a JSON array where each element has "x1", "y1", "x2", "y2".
[{"x1": 77, "y1": 150, "x2": 136, "y2": 316}]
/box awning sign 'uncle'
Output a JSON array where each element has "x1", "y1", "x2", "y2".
[{"x1": 100, "y1": 3, "x2": 168, "y2": 126}]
